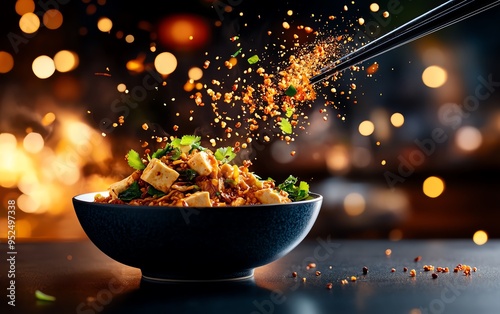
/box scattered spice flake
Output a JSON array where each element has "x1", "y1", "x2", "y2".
[
  {"x1": 385, "y1": 249, "x2": 392, "y2": 256},
  {"x1": 292, "y1": 271, "x2": 298, "y2": 278},
  {"x1": 391, "y1": 268, "x2": 396, "y2": 273},
  {"x1": 326, "y1": 282, "x2": 333, "y2": 289},
  {"x1": 414, "y1": 256, "x2": 422, "y2": 262},
  {"x1": 142, "y1": 123, "x2": 149, "y2": 130},
  {"x1": 315, "y1": 270, "x2": 321, "y2": 276},
  {"x1": 350, "y1": 276, "x2": 357, "y2": 282},
  {"x1": 307, "y1": 262, "x2": 317, "y2": 269},
  {"x1": 35, "y1": 290, "x2": 56, "y2": 302},
  {"x1": 341, "y1": 279, "x2": 348, "y2": 285},
  {"x1": 362, "y1": 266, "x2": 368, "y2": 275},
  {"x1": 247, "y1": 55, "x2": 260, "y2": 65},
  {"x1": 403, "y1": 267, "x2": 408, "y2": 272},
  {"x1": 290, "y1": 150, "x2": 296, "y2": 157},
  {"x1": 282, "y1": 21, "x2": 290, "y2": 29},
  {"x1": 302, "y1": 277, "x2": 307, "y2": 282},
  {"x1": 432, "y1": 273, "x2": 438, "y2": 279},
  {"x1": 410, "y1": 269, "x2": 416, "y2": 277}
]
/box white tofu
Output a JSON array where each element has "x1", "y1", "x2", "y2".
[
  {"x1": 255, "y1": 188, "x2": 290, "y2": 204},
  {"x1": 109, "y1": 173, "x2": 137, "y2": 199},
  {"x1": 140, "y1": 158, "x2": 179, "y2": 193},
  {"x1": 187, "y1": 151, "x2": 212, "y2": 176},
  {"x1": 183, "y1": 191, "x2": 212, "y2": 207}
]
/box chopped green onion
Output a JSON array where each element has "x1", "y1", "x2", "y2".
[
  {"x1": 35, "y1": 290, "x2": 56, "y2": 302},
  {"x1": 285, "y1": 84, "x2": 297, "y2": 97},
  {"x1": 285, "y1": 108, "x2": 294, "y2": 118},
  {"x1": 247, "y1": 55, "x2": 260, "y2": 64},
  {"x1": 231, "y1": 48, "x2": 243, "y2": 57}
]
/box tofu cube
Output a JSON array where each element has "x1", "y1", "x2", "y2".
[
  {"x1": 140, "y1": 158, "x2": 179, "y2": 193},
  {"x1": 183, "y1": 191, "x2": 212, "y2": 207},
  {"x1": 187, "y1": 151, "x2": 212, "y2": 176},
  {"x1": 109, "y1": 173, "x2": 137, "y2": 199},
  {"x1": 255, "y1": 188, "x2": 290, "y2": 204}
]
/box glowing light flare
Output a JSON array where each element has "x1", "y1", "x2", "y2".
[
  {"x1": 15, "y1": 0, "x2": 35, "y2": 15},
  {"x1": 54, "y1": 50, "x2": 79, "y2": 72},
  {"x1": 343, "y1": 193, "x2": 366, "y2": 216},
  {"x1": 390, "y1": 113, "x2": 405, "y2": 127},
  {"x1": 370, "y1": 3, "x2": 380, "y2": 12},
  {"x1": 325, "y1": 145, "x2": 350, "y2": 173},
  {"x1": 23, "y1": 132, "x2": 44, "y2": 154},
  {"x1": 157, "y1": 14, "x2": 210, "y2": 49},
  {"x1": 19, "y1": 12, "x2": 40, "y2": 34},
  {"x1": 358, "y1": 120, "x2": 375, "y2": 136},
  {"x1": 154, "y1": 52, "x2": 177, "y2": 75},
  {"x1": 43, "y1": 9, "x2": 63, "y2": 30},
  {"x1": 422, "y1": 176, "x2": 445, "y2": 198},
  {"x1": 97, "y1": 17, "x2": 113, "y2": 32},
  {"x1": 32, "y1": 55, "x2": 55, "y2": 79},
  {"x1": 422, "y1": 65, "x2": 447, "y2": 88},
  {"x1": 473, "y1": 230, "x2": 488, "y2": 245},
  {"x1": 188, "y1": 67, "x2": 203, "y2": 80},
  {"x1": 125, "y1": 34, "x2": 135, "y2": 43},
  {"x1": 455, "y1": 126, "x2": 482, "y2": 152},
  {"x1": 41, "y1": 112, "x2": 56, "y2": 126},
  {"x1": 0, "y1": 51, "x2": 14, "y2": 73},
  {"x1": 117, "y1": 83, "x2": 127, "y2": 92}
]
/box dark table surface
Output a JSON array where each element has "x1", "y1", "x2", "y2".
[{"x1": 2, "y1": 239, "x2": 500, "y2": 314}]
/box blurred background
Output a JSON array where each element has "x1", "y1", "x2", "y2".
[{"x1": 1, "y1": 0, "x2": 499, "y2": 242}]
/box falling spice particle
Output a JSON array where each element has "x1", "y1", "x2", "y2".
[
  {"x1": 432, "y1": 273, "x2": 438, "y2": 279},
  {"x1": 292, "y1": 271, "x2": 298, "y2": 278},
  {"x1": 410, "y1": 269, "x2": 416, "y2": 277},
  {"x1": 414, "y1": 256, "x2": 422, "y2": 262},
  {"x1": 326, "y1": 283, "x2": 333, "y2": 289},
  {"x1": 315, "y1": 271, "x2": 322, "y2": 276},
  {"x1": 385, "y1": 249, "x2": 392, "y2": 256},
  {"x1": 391, "y1": 268, "x2": 396, "y2": 273},
  {"x1": 363, "y1": 266, "x2": 368, "y2": 275}
]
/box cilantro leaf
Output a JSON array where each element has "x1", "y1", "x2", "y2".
[
  {"x1": 277, "y1": 175, "x2": 310, "y2": 201},
  {"x1": 118, "y1": 181, "x2": 142, "y2": 201},
  {"x1": 280, "y1": 118, "x2": 292, "y2": 134},
  {"x1": 170, "y1": 148, "x2": 182, "y2": 160},
  {"x1": 180, "y1": 135, "x2": 201, "y2": 146},
  {"x1": 147, "y1": 186, "x2": 165, "y2": 197},
  {"x1": 127, "y1": 149, "x2": 145, "y2": 170},
  {"x1": 151, "y1": 147, "x2": 172, "y2": 159},
  {"x1": 215, "y1": 147, "x2": 237, "y2": 163},
  {"x1": 179, "y1": 169, "x2": 198, "y2": 182}
]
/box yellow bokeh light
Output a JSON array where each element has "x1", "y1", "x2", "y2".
[
  {"x1": 325, "y1": 145, "x2": 350, "y2": 173},
  {"x1": 422, "y1": 176, "x2": 445, "y2": 198},
  {"x1": 32, "y1": 55, "x2": 56, "y2": 79},
  {"x1": 370, "y1": 3, "x2": 380, "y2": 12},
  {"x1": 18, "y1": 194, "x2": 41, "y2": 214},
  {"x1": 154, "y1": 52, "x2": 177, "y2": 75},
  {"x1": 343, "y1": 192, "x2": 366, "y2": 216},
  {"x1": 54, "y1": 50, "x2": 79, "y2": 72},
  {"x1": 117, "y1": 83, "x2": 127, "y2": 92},
  {"x1": 359, "y1": 120, "x2": 375, "y2": 136},
  {"x1": 97, "y1": 17, "x2": 113, "y2": 32},
  {"x1": 43, "y1": 9, "x2": 63, "y2": 30},
  {"x1": 0, "y1": 51, "x2": 14, "y2": 73},
  {"x1": 126, "y1": 59, "x2": 144, "y2": 73},
  {"x1": 125, "y1": 34, "x2": 135, "y2": 43},
  {"x1": 188, "y1": 67, "x2": 203, "y2": 80},
  {"x1": 184, "y1": 80, "x2": 195, "y2": 92},
  {"x1": 455, "y1": 126, "x2": 482, "y2": 152},
  {"x1": 15, "y1": 0, "x2": 35, "y2": 15},
  {"x1": 473, "y1": 230, "x2": 488, "y2": 246},
  {"x1": 390, "y1": 112, "x2": 405, "y2": 127},
  {"x1": 41, "y1": 112, "x2": 56, "y2": 126},
  {"x1": 19, "y1": 12, "x2": 40, "y2": 34},
  {"x1": 422, "y1": 65, "x2": 448, "y2": 88},
  {"x1": 23, "y1": 132, "x2": 44, "y2": 154}
]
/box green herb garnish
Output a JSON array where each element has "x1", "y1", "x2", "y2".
[
  {"x1": 247, "y1": 55, "x2": 260, "y2": 64},
  {"x1": 285, "y1": 84, "x2": 297, "y2": 97},
  {"x1": 215, "y1": 146, "x2": 237, "y2": 163},
  {"x1": 231, "y1": 48, "x2": 243, "y2": 57},
  {"x1": 127, "y1": 149, "x2": 145, "y2": 170},
  {"x1": 277, "y1": 175, "x2": 310, "y2": 201},
  {"x1": 280, "y1": 118, "x2": 292, "y2": 134},
  {"x1": 180, "y1": 135, "x2": 201, "y2": 146},
  {"x1": 35, "y1": 290, "x2": 56, "y2": 302},
  {"x1": 118, "y1": 181, "x2": 142, "y2": 201},
  {"x1": 147, "y1": 186, "x2": 165, "y2": 197},
  {"x1": 179, "y1": 169, "x2": 198, "y2": 182}
]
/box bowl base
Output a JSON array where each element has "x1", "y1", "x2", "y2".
[{"x1": 141, "y1": 269, "x2": 255, "y2": 283}]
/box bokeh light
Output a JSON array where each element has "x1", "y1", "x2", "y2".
[
  {"x1": 343, "y1": 192, "x2": 366, "y2": 216},
  {"x1": 32, "y1": 55, "x2": 56, "y2": 79},
  {"x1": 188, "y1": 67, "x2": 203, "y2": 80},
  {"x1": 0, "y1": 51, "x2": 14, "y2": 73},
  {"x1": 473, "y1": 230, "x2": 488, "y2": 245},
  {"x1": 117, "y1": 83, "x2": 127, "y2": 92},
  {"x1": 125, "y1": 34, "x2": 135, "y2": 43},
  {"x1": 157, "y1": 14, "x2": 210, "y2": 49},
  {"x1": 359, "y1": 120, "x2": 375, "y2": 136},
  {"x1": 54, "y1": 50, "x2": 79, "y2": 72},
  {"x1": 41, "y1": 112, "x2": 56, "y2": 126},
  {"x1": 390, "y1": 113, "x2": 405, "y2": 127},
  {"x1": 422, "y1": 176, "x2": 445, "y2": 198},
  {"x1": 15, "y1": 0, "x2": 35, "y2": 15},
  {"x1": 23, "y1": 132, "x2": 44, "y2": 154},
  {"x1": 19, "y1": 12, "x2": 40, "y2": 34},
  {"x1": 43, "y1": 9, "x2": 63, "y2": 30},
  {"x1": 422, "y1": 65, "x2": 448, "y2": 88},
  {"x1": 97, "y1": 17, "x2": 113, "y2": 32},
  {"x1": 370, "y1": 3, "x2": 380, "y2": 12},
  {"x1": 154, "y1": 52, "x2": 178, "y2": 75},
  {"x1": 455, "y1": 126, "x2": 482, "y2": 152}
]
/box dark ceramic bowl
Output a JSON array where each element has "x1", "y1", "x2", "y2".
[{"x1": 72, "y1": 192, "x2": 322, "y2": 282}]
